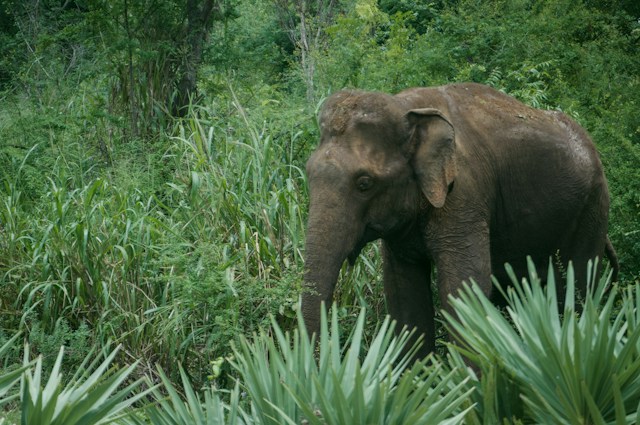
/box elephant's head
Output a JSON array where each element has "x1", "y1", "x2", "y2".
[{"x1": 302, "y1": 90, "x2": 456, "y2": 334}]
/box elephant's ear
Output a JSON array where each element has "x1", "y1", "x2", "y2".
[{"x1": 407, "y1": 108, "x2": 456, "y2": 208}]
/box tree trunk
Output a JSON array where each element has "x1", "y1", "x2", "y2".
[
  {"x1": 272, "y1": 0, "x2": 338, "y2": 104},
  {"x1": 174, "y1": 0, "x2": 216, "y2": 116},
  {"x1": 123, "y1": 0, "x2": 138, "y2": 137}
]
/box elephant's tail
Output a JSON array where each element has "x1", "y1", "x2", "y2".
[{"x1": 605, "y1": 235, "x2": 619, "y2": 282}]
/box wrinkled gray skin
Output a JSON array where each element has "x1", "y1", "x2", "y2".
[{"x1": 302, "y1": 83, "x2": 618, "y2": 356}]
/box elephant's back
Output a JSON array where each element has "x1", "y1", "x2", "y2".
[
  {"x1": 396, "y1": 83, "x2": 538, "y2": 123},
  {"x1": 405, "y1": 83, "x2": 604, "y2": 175}
]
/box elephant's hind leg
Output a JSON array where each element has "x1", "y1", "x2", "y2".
[{"x1": 557, "y1": 189, "x2": 611, "y2": 298}]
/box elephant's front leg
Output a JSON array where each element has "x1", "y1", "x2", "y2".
[
  {"x1": 429, "y1": 220, "x2": 493, "y2": 340},
  {"x1": 382, "y1": 242, "x2": 435, "y2": 357}
]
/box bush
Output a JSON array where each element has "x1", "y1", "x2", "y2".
[
  {"x1": 231, "y1": 306, "x2": 472, "y2": 424},
  {"x1": 1, "y1": 260, "x2": 638, "y2": 423},
  {"x1": 446, "y1": 259, "x2": 640, "y2": 423}
]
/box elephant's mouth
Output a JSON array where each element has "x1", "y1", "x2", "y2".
[
  {"x1": 347, "y1": 240, "x2": 366, "y2": 265},
  {"x1": 347, "y1": 226, "x2": 380, "y2": 265}
]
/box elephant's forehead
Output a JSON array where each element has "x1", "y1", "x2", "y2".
[
  {"x1": 320, "y1": 90, "x2": 407, "y2": 137},
  {"x1": 321, "y1": 111, "x2": 406, "y2": 141},
  {"x1": 315, "y1": 138, "x2": 403, "y2": 177},
  {"x1": 322, "y1": 109, "x2": 382, "y2": 134}
]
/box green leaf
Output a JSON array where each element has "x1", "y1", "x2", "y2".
[
  {"x1": 445, "y1": 259, "x2": 640, "y2": 423},
  {"x1": 232, "y1": 304, "x2": 473, "y2": 424},
  {"x1": 20, "y1": 344, "x2": 153, "y2": 425}
]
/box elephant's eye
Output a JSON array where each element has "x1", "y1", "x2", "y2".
[{"x1": 356, "y1": 175, "x2": 373, "y2": 192}]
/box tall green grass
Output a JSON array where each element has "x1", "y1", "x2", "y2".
[
  {"x1": 169, "y1": 94, "x2": 308, "y2": 279},
  {"x1": 0, "y1": 93, "x2": 314, "y2": 387}
]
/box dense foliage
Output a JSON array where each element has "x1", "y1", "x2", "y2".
[
  {"x1": 1, "y1": 262, "x2": 638, "y2": 424},
  {"x1": 0, "y1": 0, "x2": 638, "y2": 421}
]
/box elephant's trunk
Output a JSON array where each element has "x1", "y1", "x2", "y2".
[{"x1": 302, "y1": 202, "x2": 361, "y2": 336}]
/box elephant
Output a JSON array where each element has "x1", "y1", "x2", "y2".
[{"x1": 301, "y1": 82, "x2": 619, "y2": 356}]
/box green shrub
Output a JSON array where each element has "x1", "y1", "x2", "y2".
[
  {"x1": 445, "y1": 259, "x2": 640, "y2": 424},
  {"x1": 231, "y1": 306, "x2": 473, "y2": 425},
  {"x1": 0, "y1": 259, "x2": 637, "y2": 423},
  {"x1": 124, "y1": 365, "x2": 252, "y2": 425},
  {"x1": 26, "y1": 320, "x2": 92, "y2": 377},
  {"x1": 20, "y1": 344, "x2": 151, "y2": 425}
]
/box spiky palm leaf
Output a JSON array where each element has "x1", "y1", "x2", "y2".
[
  {"x1": 444, "y1": 259, "x2": 640, "y2": 424},
  {"x1": 232, "y1": 305, "x2": 474, "y2": 425},
  {"x1": 20, "y1": 344, "x2": 152, "y2": 425}
]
